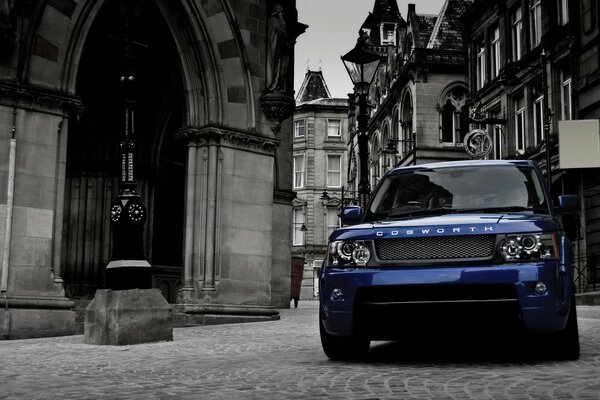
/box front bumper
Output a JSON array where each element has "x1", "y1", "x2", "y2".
[{"x1": 319, "y1": 261, "x2": 571, "y2": 339}]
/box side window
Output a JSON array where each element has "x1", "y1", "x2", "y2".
[
  {"x1": 326, "y1": 155, "x2": 342, "y2": 188},
  {"x1": 515, "y1": 94, "x2": 526, "y2": 153},
  {"x1": 512, "y1": 6, "x2": 523, "y2": 61},
  {"x1": 294, "y1": 120, "x2": 305, "y2": 138},
  {"x1": 293, "y1": 154, "x2": 305, "y2": 188},
  {"x1": 327, "y1": 119, "x2": 341, "y2": 137},
  {"x1": 292, "y1": 208, "x2": 305, "y2": 245}
]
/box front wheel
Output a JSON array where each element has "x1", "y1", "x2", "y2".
[
  {"x1": 319, "y1": 317, "x2": 370, "y2": 361},
  {"x1": 552, "y1": 294, "x2": 580, "y2": 360}
]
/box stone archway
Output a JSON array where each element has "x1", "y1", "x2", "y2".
[{"x1": 60, "y1": 0, "x2": 188, "y2": 301}]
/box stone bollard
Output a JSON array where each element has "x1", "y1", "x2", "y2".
[{"x1": 84, "y1": 289, "x2": 173, "y2": 345}]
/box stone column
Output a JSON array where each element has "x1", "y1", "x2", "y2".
[{"x1": 174, "y1": 126, "x2": 281, "y2": 324}]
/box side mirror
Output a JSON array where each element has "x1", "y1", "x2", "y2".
[
  {"x1": 340, "y1": 205, "x2": 363, "y2": 226},
  {"x1": 556, "y1": 195, "x2": 580, "y2": 215}
]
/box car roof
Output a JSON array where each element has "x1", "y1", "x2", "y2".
[{"x1": 386, "y1": 159, "x2": 535, "y2": 175}]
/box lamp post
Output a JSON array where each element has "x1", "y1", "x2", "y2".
[
  {"x1": 540, "y1": 49, "x2": 552, "y2": 196},
  {"x1": 106, "y1": 0, "x2": 151, "y2": 290},
  {"x1": 342, "y1": 32, "x2": 382, "y2": 209}
]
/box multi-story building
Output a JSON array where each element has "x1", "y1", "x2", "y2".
[
  {"x1": 0, "y1": 0, "x2": 304, "y2": 338},
  {"x1": 292, "y1": 70, "x2": 349, "y2": 299},
  {"x1": 464, "y1": 0, "x2": 600, "y2": 291},
  {"x1": 347, "y1": 0, "x2": 474, "y2": 198}
]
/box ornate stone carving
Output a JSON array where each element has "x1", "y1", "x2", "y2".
[
  {"x1": 177, "y1": 125, "x2": 279, "y2": 154},
  {"x1": 0, "y1": 83, "x2": 84, "y2": 117},
  {"x1": 273, "y1": 189, "x2": 296, "y2": 205},
  {"x1": 260, "y1": 91, "x2": 295, "y2": 126}
]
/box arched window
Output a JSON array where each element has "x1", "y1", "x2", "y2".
[
  {"x1": 392, "y1": 108, "x2": 400, "y2": 140},
  {"x1": 370, "y1": 134, "x2": 380, "y2": 187},
  {"x1": 381, "y1": 123, "x2": 391, "y2": 172},
  {"x1": 404, "y1": 33, "x2": 413, "y2": 62},
  {"x1": 438, "y1": 84, "x2": 469, "y2": 145},
  {"x1": 441, "y1": 100, "x2": 456, "y2": 143},
  {"x1": 400, "y1": 91, "x2": 413, "y2": 155}
]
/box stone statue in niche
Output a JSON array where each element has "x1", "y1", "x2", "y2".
[
  {"x1": 0, "y1": 0, "x2": 16, "y2": 57},
  {"x1": 265, "y1": 3, "x2": 291, "y2": 94}
]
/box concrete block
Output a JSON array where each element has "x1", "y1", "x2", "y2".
[{"x1": 84, "y1": 289, "x2": 173, "y2": 345}]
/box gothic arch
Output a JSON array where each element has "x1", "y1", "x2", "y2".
[
  {"x1": 391, "y1": 106, "x2": 400, "y2": 139},
  {"x1": 29, "y1": 0, "x2": 257, "y2": 128},
  {"x1": 437, "y1": 81, "x2": 468, "y2": 110},
  {"x1": 438, "y1": 82, "x2": 470, "y2": 144}
]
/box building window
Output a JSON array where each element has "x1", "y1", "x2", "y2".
[
  {"x1": 530, "y1": 0, "x2": 542, "y2": 48},
  {"x1": 327, "y1": 119, "x2": 341, "y2": 137},
  {"x1": 561, "y1": 71, "x2": 572, "y2": 120},
  {"x1": 476, "y1": 39, "x2": 486, "y2": 89},
  {"x1": 327, "y1": 208, "x2": 340, "y2": 238},
  {"x1": 441, "y1": 101, "x2": 467, "y2": 144},
  {"x1": 558, "y1": 0, "x2": 569, "y2": 25},
  {"x1": 441, "y1": 100, "x2": 456, "y2": 143},
  {"x1": 493, "y1": 125, "x2": 503, "y2": 160},
  {"x1": 491, "y1": 27, "x2": 500, "y2": 79},
  {"x1": 294, "y1": 120, "x2": 305, "y2": 138},
  {"x1": 292, "y1": 208, "x2": 304, "y2": 245},
  {"x1": 401, "y1": 91, "x2": 413, "y2": 155},
  {"x1": 515, "y1": 95, "x2": 526, "y2": 153},
  {"x1": 512, "y1": 6, "x2": 523, "y2": 61},
  {"x1": 326, "y1": 155, "x2": 341, "y2": 188},
  {"x1": 380, "y1": 23, "x2": 396, "y2": 46},
  {"x1": 293, "y1": 154, "x2": 305, "y2": 188},
  {"x1": 533, "y1": 95, "x2": 544, "y2": 145},
  {"x1": 488, "y1": 109, "x2": 503, "y2": 160},
  {"x1": 582, "y1": 0, "x2": 596, "y2": 33}
]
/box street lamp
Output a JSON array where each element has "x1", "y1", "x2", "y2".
[
  {"x1": 342, "y1": 31, "x2": 383, "y2": 209},
  {"x1": 106, "y1": 0, "x2": 151, "y2": 290}
]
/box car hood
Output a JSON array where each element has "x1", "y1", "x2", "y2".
[{"x1": 330, "y1": 213, "x2": 559, "y2": 241}]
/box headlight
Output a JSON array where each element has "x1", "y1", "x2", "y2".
[
  {"x1": 499, "y1": 232, "x2": 558, "y2": 261},
  {"x1": 328, "y1": 240, "x2": 371, "y2": 267}
]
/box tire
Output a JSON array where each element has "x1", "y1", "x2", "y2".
[
  {"x1": 319, "y1": 317, "x2": 370, "y2": 361},
  {"x1": 553, "y1": 294, "x2": 580, "y2": 361}
]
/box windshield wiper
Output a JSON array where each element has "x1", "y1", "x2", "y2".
[
  {"x1": 387, "y1": 208, "x2": 457, "y2": 219},
  {"x1": 452, "y1": 206, "x2": 543, "y2": 213},
  {"x1": 385, "y1": 206, "x2": 545, "y2": 220}
]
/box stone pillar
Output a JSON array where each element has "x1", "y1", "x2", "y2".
[
  {"x1": 175, "y1": 126, "x2": 280, "y2": 325},
  {"x1": 0, "y1": 85, "x2": 80, "y2": 338}
]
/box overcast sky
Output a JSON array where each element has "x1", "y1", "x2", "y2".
[{"x1": 294, "y1": 0, "x2": 446, "y2": 99}]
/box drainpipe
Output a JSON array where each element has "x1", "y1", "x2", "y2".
[{"x1": 1, "y1": 107, "x2": 17, "y2": 338}]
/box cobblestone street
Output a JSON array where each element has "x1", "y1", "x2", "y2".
[{"x1": 1, "y1": 302, "x2": 600, "y2": 400}]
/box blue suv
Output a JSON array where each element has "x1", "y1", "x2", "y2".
[{"x1": 319, "y1": 160, "x2": 580, "y2": 360}]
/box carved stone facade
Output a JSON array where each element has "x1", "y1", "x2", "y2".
[
  {"x1": 351, "y1": 0, "x2": 473, "y2": 199},
  {"x1": 0, "y1": 0, "x2": 301, "y2": 338},
  {"x1": 464, "y1": 0, "x2": 600, "y2": 291}
]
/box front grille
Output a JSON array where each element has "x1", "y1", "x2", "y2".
[
  {"x1": 355, "y1": 284, "x2": 518, "y2": 304},
  {"x1": 375, "y1": 234, "x2": 496, "y2": 261},
  {"x1": 354, "y1": 284, "x2": 521, "y2": 338}
]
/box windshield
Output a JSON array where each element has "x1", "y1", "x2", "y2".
[{"x1": 365, "y1": 165, "x2": 549, "y2": 222}]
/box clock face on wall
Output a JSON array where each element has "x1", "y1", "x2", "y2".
[
  {"x1": 127, "y1": 202, "x2": 145, "y2": 223},
  {"x1": 110, "y1": 204, "x2": 122, "y2": 222}
]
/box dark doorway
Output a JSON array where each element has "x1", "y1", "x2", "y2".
[{"x1": 62, "y1": 0, "x2": 186, "y2": 302}]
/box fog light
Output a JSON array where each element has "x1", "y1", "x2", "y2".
[
  {"x1": 330, "y1": 288, "x2": 345, "y2": 302},
  {"x1": 534, "y1": 282, "x2": 547, "y2": 296}
]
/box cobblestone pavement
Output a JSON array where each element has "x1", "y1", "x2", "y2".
[{"x1": 1, "y1": 302, "x2": 600, "y2": 400}]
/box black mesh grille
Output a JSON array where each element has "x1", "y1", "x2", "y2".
[{"x1": 375, "y1": 235, "x2": 496, "y2": 261}]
